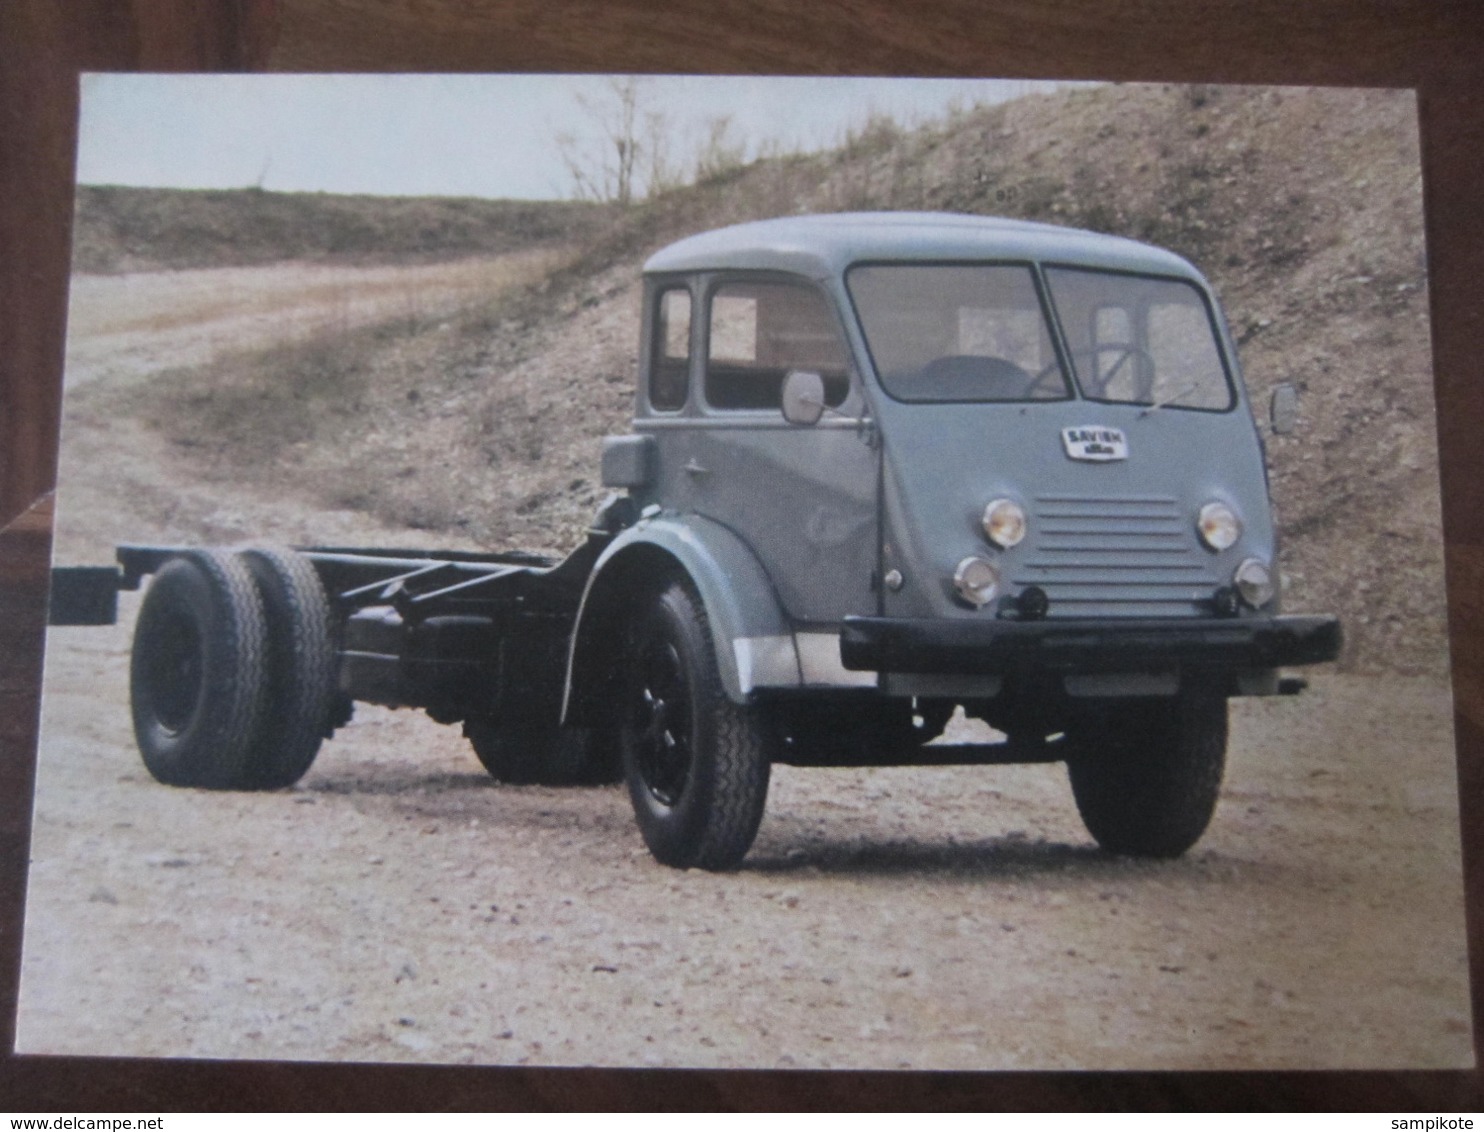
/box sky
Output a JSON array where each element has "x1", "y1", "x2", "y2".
[{"x1": 76, "y1": 74, "x2": 1074, "y2": 201}]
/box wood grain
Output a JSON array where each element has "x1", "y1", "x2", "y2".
[{"x1": 2, "y1": 0, "x2": 1481, "y2": 1110}]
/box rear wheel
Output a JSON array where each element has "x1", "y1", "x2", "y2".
[
  {"x1": 464, "y1": 715, "x2": 618, "y2": 786},
  {"x1": 620, "y1": 580, "x2": 773, "y2": 870},
  {"x1": 130, "y1": 551, "x2": 267, "y2": 789},
  {"x1": 1065, "y1": 688, "x2": 1227, "y2": 858},
  {"x1": 238, "y1": 546, "x2": 338, "y2": 788}
]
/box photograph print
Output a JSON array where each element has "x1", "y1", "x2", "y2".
[{"x1": 18, "y1": 73, "x2": 1471, "y2": 1070}]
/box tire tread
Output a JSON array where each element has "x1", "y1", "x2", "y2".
[
  {"x1": 239, "y1": 546, "x2": 336, "y2": 789},
  {"x1": 131, "y1": 549, "x2": 268, "y2": 789},
  {"x1": 624, "y1": 580, "x2": 771, "y2": 871},
  {"x1": 1066, "y1": 690, "x2": 1227, "y2": 858}
]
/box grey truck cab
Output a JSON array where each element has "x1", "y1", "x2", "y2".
[{"x1": 578, "y1": 212, "x2": 1340, "y2": 867}]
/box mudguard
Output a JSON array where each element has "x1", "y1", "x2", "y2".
[{"x1": 562, "y1": 513, "x2": 800, "y2": 716}]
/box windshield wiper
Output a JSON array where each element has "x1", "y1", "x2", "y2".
[{"x1": 1139, "y1": 381, "x2": 1200, "y2": 417}]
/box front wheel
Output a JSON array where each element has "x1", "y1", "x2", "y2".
[
  {"x1": 1065, "y1": 688, "x2": 1227, "y2": 858},
  {"x1": 621, "y1": 580, "x2": 773, "y2": 870}
]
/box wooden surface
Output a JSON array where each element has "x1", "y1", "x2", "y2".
[{"x1": 2, "y1": 0, "x2": 1482, "y2": 1110}]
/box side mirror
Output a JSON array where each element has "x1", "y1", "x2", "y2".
[
  {"x1": 1269, "y1": 382, "x2": 1299, "y2": 436},
  {"x1": 781, "y1": 369, "x2": 826, "y2": 426}
]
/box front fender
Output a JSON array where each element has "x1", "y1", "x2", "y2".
[{"x1": 563, "y1": 514, "x2": 800, "y2": 717}]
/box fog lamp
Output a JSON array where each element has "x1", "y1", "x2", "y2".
[
  {"x1": 1197, "y1": 501, "x2": 1242, "y2": 551},
  {"x1": 1234, "y1": 558, "x2": 1275, "y2": 608},
  {"x1": 953, "y1": 556, "x2": 1001, "y2": 607},
  {"x1": 982, "y1": 498, "x2": 1027, "y2": 549}
]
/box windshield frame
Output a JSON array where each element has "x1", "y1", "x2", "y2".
[
  {"x1": 843, "y1": 258, "x2": 1241, "y2": 413},
  {"x1": 843, "y1": 258, "x2": 1076, "y2": 407},
  {"x1": 1039, "y1": 260, "x2": 1239, "y2": 415}
]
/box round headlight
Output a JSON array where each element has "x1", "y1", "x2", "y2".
[
  {"x1": 1234, "y1": 558, "x2": 1275, "y2": 608},
  {"x1": 982, "y1": 498, "x2": 1027, "y2": 549},
  {"x1": 1197, "y1": 501, "x2": 1242, "y2": 552},
  {"x1": 953, "y1": 556, "x2": 1001, "y2": 607}
]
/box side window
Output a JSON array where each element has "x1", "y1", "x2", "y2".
[
  {"x1": 649, "y1": 287, "x2": 691, "y2": 412},
  {"x1": 705, "y1": 281, "x2": 850, "y2": 411}
]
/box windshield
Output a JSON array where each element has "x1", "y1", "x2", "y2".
[
  {"x1": 847, "y1": 264, "x2": 1071, "y2": 403},
  {"x1": 1043, "y1": 267, "x2": 1234, "y2": 411}
]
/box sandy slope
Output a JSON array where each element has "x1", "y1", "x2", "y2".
[{"x1": 52, "y1": 257, "x2": 567, "y2": 564}]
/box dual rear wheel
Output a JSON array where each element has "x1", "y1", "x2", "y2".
[{"x1": 130, "y1": 546, "x2": 338, "y2": 790}]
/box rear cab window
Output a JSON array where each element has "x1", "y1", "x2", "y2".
[{"x1": 648, "y1": 286, "x2": 692, "y2": 412}]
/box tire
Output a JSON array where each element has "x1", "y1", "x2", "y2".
[
  {"x1": 1065, "y1": 687, "x2": 1228, "y2": 858},
  {"x1": 464, "y1": 715, "x2": 619, "y2": 786},
  {"x1": 130, "y1": 550, "x2": 268, "y2": 789},
  {"x1": 620, "y1": 580, "x2": 773, "y2": 870},
  {"x1": 238, "y1": 546, "x2": 338, "y2": 788}
]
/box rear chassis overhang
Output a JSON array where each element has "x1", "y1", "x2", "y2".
[{"x1": 840, "y1": 614, "x2": 1341, "y2": 675}]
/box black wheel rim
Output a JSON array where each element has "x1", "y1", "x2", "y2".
[
  {"x1": 142, "y1": 608, "x2": 203, "y2": 734},
  {"x1": 631, "y1": 635, "x2": 692, "y2": 807}
]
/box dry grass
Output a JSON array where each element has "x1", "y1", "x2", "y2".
[
  {"x1": 68, "y1": 248, "x2": 571, "y2": 347},
  {"x1": 72, "y1": 186, "x2": 607, "y2": 274}
]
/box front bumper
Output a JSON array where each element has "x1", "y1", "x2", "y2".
[{"x1": 840, "y1": 614, "x2": 1342, "y2": 674}]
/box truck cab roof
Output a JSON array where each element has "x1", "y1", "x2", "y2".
[{"x1": 643, "y1": 211, "x2": 1201, "y2": 281}]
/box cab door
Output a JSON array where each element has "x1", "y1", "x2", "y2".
[{"x1": 659, "y1": 274, "x2": 880, "y2": 627}]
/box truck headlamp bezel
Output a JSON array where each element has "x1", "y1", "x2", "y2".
[
  {"x1": 1234, "y1": 557, "x2": 1276, "y2": 609},
  {"x1": 982, "y1": 498, "x2": 1028, "y2": 549},
  {"x1": 953, "y1": 556, "x2": 1001, "y2": 608},
  {"x1": 1197, "y1": 501, "x2": 1242, "y2": 552}
]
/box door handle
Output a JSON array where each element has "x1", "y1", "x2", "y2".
[{"x1": 683, "y1": 459, "x2": 710, "y2": 477}]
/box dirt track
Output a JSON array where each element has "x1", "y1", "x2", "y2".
[
  {"x1": 17, "y1": 599, "x2": 1474, "y2": 1069},
  {"x1": 17, "y1": 261, "x2": 1474, "y2": 1070},
  {"x1": 62, "y1": 252, "x2": 567, "y2": 393}
]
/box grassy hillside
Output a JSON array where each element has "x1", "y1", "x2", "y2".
[
  {"x1": 72, "y1": 185, "x2": 606, "y2": 273},
  {"x1": 75, "y1": 84, "x2": 1441, "y2": 673}
]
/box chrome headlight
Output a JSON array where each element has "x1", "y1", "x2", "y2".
[
  {"x1": 1197, "y1": 501, "x2": 1242, "y2": 552},
  {"x1": 1234, "y1": 558, "x2": 1275, "y2": 608},
  {"x1": 953, "y1": 556, "x2": 1001, "y2": 607},
  {"x1": 982, "y1": 498, "x2": 1027, "y2": 549}
]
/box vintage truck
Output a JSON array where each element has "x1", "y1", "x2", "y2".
[{"x1": 49, "y1": 212, "x2": 1341, "y2": 871}]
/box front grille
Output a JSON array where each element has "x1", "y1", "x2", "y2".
[{"x1": 1015, "y1": 494, "x2": 1220, "y2": 618}]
